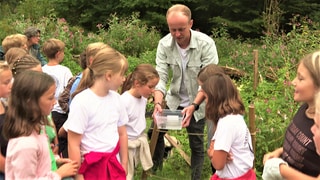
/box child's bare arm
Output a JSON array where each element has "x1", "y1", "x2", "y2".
[
  {"x1": 118, "y1": 125, "x2": 128, "y2": 174},
  {"x1": 280, "y1": 164, "x2": 318, "y2": 180},
  {"x1": 68, "y1": 130, "x2": 82, "y2": 179}
]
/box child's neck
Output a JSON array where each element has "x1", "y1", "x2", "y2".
[
  {"x1": 47, "y1": 59, "x2": 60, "y2": 66},
  {"x1": 90, "y1": 79, "x2": 110, "y2": 97},
  {"x1": 129, "y1": 88, "x2": 141, "y2": 98}
]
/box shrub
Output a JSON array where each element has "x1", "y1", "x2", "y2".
[{"x1": 96, "y1": 13, "x2": 161, "y2": 57}]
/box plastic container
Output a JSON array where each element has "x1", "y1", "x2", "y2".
[{"x1": 155, "y1": 109, "x2": 183, "y2": 130}]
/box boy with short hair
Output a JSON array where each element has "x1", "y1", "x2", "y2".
[{"x1": 42, "y1": 38, "x2": 73, "y2": 158}]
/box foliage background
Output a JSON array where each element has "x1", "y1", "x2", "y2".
[
  {"x1": 1, "y1": 0, "x2": 320, "y2": 39},
  {"x1": 0, "y1": 0, "x2": 320, "y2": 179}
]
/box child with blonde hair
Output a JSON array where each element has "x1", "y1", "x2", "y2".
[
  {"x1": 0, "y1": 34, "x2": 28, "y2": 61},
  {"x1": 0, "y1": 62, "x2": 12, "y2": 179},
  {"x1": 66, "y1": 47, "x2": 129, "y2": 179},
  {"x1": 65, "y1": 42, "x2": 109, "y2": 110},
  {"x1": 313, "y1": 91, "x2": 320, "y2": 156},
  {"x1": 263, "y1": 51, "x2": 320, "y2": 179},
  {"x1": 265, "y1": 91, "x2": 320, "y2": 180},
  {"x1": 58, "y1": 42, "x2": 109, "y2": 138},
  {"x1": 1, "y1": 34, "x2": 28, "y2": 53}
]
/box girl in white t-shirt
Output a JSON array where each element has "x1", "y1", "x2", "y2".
[
  {"x1": 66, "y1": 47, "x2": 129, "y2": 180},
  {"x1": 201, "y1": 73, "x2": 256, "y2": 180},
  {"x1": 120, "y1": 64, "x2": 159, "y2": 179}
]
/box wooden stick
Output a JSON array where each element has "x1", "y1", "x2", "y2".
[
  {"x1": 249, "y1": 103, "x2": 256, "y2": 168},
  {"x1": 253, "y1": 49, "x2": 259, "y2": 91},
  {"x1": 149, "y1": 124, "x2": 159, "y2": 157},
  {"x1": 164, "y1": 133, "x2": 191, "y2": 166}
]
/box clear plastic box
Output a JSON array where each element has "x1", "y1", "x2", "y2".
[{"x1": 155, "y1": 109, "x2": 183, "y2": 130}]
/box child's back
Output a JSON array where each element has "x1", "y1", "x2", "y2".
[
  {"x1": 42, "y1": 38, "x2": 72, "y2": 114},
  {"x1": 42, "y1": 64, "x2": 72, "y2": 113}
]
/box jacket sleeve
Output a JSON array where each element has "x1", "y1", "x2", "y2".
[
  {"x1": 5, "y1": 142, "x2": 60, "y2": 180},
  {"x1": 34, "y1": 45, "x2": 47, "y2": 66},
  {"x1": 37, "y1": 52, "x2": 47, "y2": 66},
  {"x1": 200, "y1": 39, "x2": 219, "y2": 66},
  {"x1": 155, "y1": 41, "x2": 169, "y2": 95}
]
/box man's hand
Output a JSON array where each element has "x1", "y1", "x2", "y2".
[{"x1": 181, "y1": 105, "x2": 196, "y2": 127}]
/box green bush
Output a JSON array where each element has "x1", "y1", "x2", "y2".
[
  {"x1": 15, "y1": 0, "x2": 54, "y2": 23},
  {"x1": 96, "y1": 12, "x2": 161, "y2": 57},
  {"x1": 127, "y1": 49, "x2": 157, "y2": 72}
]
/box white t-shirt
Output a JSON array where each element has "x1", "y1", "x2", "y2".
[
  {"x1": 42, "y1": 64, "x2": 73, "y2": 113},
  {"x1": 66, "y1": 89, "x2": 128, "y2": 153},
  {"x1": 120, "y1": 91, "x2": 147, "y2": 140},
  {"x1": 213, "y1": 114, "x2": 254, "y2": 178},
  {"x1": 176, "y1": 42, "x2": 189, "y2": 107}
]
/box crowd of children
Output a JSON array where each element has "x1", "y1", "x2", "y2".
[{"x1": 0, "y1": 11, "x2": 320, "y2": 180}]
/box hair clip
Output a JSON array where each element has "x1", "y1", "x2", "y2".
[{"x1": 12, "y1": 58, "x2": 21, "y2": 75}]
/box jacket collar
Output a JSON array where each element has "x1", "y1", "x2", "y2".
[{"x1": 165, "y1": 29, "x2": 197, "y2": 50}]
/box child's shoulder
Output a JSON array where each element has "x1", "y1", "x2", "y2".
[
  {"x1": 45, "y1": 64, "x2": 71, "y2": 72},
  {"x1": 219, "y1": 114, "x2": 245, "y2": 125},
  {"x1": 59, "y1": 64, "x2": 72, "y2": 71},
  {"x1": 73, "y1": 88, "x2": 100, "y2": 101},
  {"x1": 120, "y1": 91, "x2": 129, "y2": 97},
  {"x1": 9, "y1": 133, "x2": 39, "y2": 147},
  {"x1": 109, "y1": 90, "x2": 121, "y2": 97}
]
